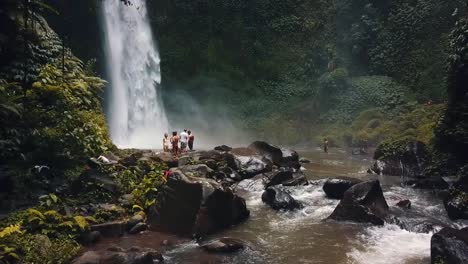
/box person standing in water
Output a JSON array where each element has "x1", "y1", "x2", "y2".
[
  {"x1": 171, "y1": 131, "x2": 179, "y2": 156},
  {"x1": 179, "y1": 129, "x2": 189, "y2": 153},
  {"x1": 188, "y1": 130, "x2": 194, "y2": 151},
  {"x1": 163, "y1": 133, "x2": 169, "y2": 152},
  {"x1": 323, "y1": 138, "x2": 329, "y2": 153}
]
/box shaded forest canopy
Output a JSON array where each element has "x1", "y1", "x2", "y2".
[{"x1": 40, "y1": 0, "x2": 466, "y2": 145}]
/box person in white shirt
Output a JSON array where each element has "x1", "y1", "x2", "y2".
[{"x1": 179, "y1": 129, "x2": 189, "y2": 152}]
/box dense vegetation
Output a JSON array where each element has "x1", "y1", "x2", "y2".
[{"x1": 147, "y1": 0, "x2": 466, "y2": 145}]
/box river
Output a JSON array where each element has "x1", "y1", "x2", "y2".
[{"x1": 87, "y1": 148, "x2": 467, "y2": 264}]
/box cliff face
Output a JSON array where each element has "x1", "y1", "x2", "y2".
[{"x1": 433, "y1": 17, "x2": 468, "y2": 175}]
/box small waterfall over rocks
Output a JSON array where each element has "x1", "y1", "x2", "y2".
[{"x1": 102, "y1": 0, "x2": 168, "y2": 148}]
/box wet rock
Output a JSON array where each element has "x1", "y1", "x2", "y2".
[
  {"x1": 214, "y1": 145, "x2": 232, "y2": 152},
  {"x1": 454, "y1": 173, "x2": 468, "y2": 192},
  {"x1": 369, "y1": 140, "x2": 428, "y2": 177},
  {"x1": 72, "y1": 247, "x2": 163, "y2": 264},
  {"x1": 90, "y1": 221, "x2": 126, "y2": 237},
  {"x1": 390, "y1": 216, "x2": 441, "y2": 234},
  {"x1": 200, "y1": 237, "x2": 245, "y2": 253},
  {"x1": 323, "y1": 177, "x2": 362, "y2": 199},
  {"x1": 263, "y1": 168, "x2": 293, "y2": 188},
  {"x1": 282, "y1": 172, "x2": 308, "y2": 187},
  {"x1": 102, "y1": 151, "x2": 120, "y2": 163},
  {"x1": 120, "y1": 152, "x2": 144, "y2": 167},
  {"x1": 234, "y1": 155, "x2": 272, "y2": 179},
  {"x1": 249, "y1": 141, "x2": 301, "y2": 169},
  {"x1": 150, "y1": 152, "x2": 178, "y2": 168},
  {"x1": 444, "y1": 190, "x2": 468, "y2": 220},
  {"x1": 127, "y1": 214, "x2": 144, "y2": 230},
  {"x1": 405, "y1": 177, "x2": 448, "y2": 189},
  {"x1": 299, "y1": 158, "x2": 311, "y2": 163},
  {"x1": 431, "y1": 227, "x2": 468, "y2": 264},
  {"x1": 72, "y1": 170, "x2": 120, "y2": 195},
  {"x1": 79, "y1": 231, "x2": 101, "y2": 245},
  {"x1": 173, "y1": 164, "x2": 214, "y2": 178},
  {"x1": 202, "y1": 159, "x2": 218, "y2": 170},
  {"x1": 328, "y1": 180, "x2": 389, "y2": 225},
  {"x1": 148, "y1": 170, "x2": 249, "y2": 236},
  {"x1": 129, "y1": 222, "x2": 147, "y2": 234},
  {"x1": 177, "y1": 156, "x2": 193, "y2": 166},
  {"x1": 262, "y1": 186, "x2": 302, "y2": 210},
  {"x1": 396, "y1": 200, "x2": 411, "y2": 209},
  {"x1": 413, "y1": 222, "x2": 436, "y2": 233}
]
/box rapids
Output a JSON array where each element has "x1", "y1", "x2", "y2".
[{"x1": 86, "y1": 148, "x2": 468, "y2": 263}]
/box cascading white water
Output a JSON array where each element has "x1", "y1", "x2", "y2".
[{"x1": 102, "y1": 0, "x2": 168, "y2": 148}]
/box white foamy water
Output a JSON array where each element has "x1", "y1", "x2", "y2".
[
  {"x1": 348, "y1": 224, "x2": 432, "y2": 264},
  {"x1": 102, "y1": 0, "x2": 169, "y2": 148}
]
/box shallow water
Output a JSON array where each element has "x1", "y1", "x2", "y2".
[{"x1": 88, "y1": 148, "x2": 468, "y2": 263}]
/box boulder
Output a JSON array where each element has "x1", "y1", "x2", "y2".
[
  {"x1": 200, "y1": 237, "x2": 246, "y2": 253},
  {"x1": 72, "y1": 170, "x2": 120, "y2": 195},
  {"x1": 90, "y1": 221, "x2": 126, "y2": 237},
  {"x1": 214, "y1": 145, "x2": 232, "y2": 152},
  {"x1": 129, "y1": 223, "x2": 147, "y2": 234},
  {"x1": 328, "y1": 180, "x2": 389, "y2": 225},
  {"x1": 396, "y1": 199, "x2": 411, "y2": 209},
  {"x1": 148, "y1": 170, "x2": 249, "y2": 236},
  {"x1": 173, "y1": 164, "x2": 214, "y2": 178},
  {"x1": 389, "y1": 216, "x2": 445, "y2": 234},
  {"x1": 261, "y1": 186, "x2": 302, "y2": 210},
  {"x1": 224, "y1": 167, "x2": 242, "y2": 181},
  {"x1": 299, "y1": 158, "x2": 311, "y2": 164},
  {"x1": 201, "y1": 159, "x2": 218, "y2": 170},
  {"x1": 127, "y1": 214, "x2": 144, "y2": 230},
  {"x1": 444, "y1": 190, "x2": 468, "y2": 220},
  {"x1": 233, "y1": 155, "x2": 272, "y2": 179},
  {"x1": 150, "y1": 152, "x2": 178, "y2": 168},
  {"x1": 263, "y1": 168, "x2": 293, "y2": 188},
  {"x1": 177, "y1": 156, "x2": 193, "y2": 167},
  {"x1": 119, "y1": 152, "x2": 144, "y2": 167},
  {"x1": 454, "y1": 173, "x2": 468, "y2": 192},
  {"x1": 431, "y1": 227, "x2": 468, "y2": 264},
  {"x1": 369, "y1": 140, "x2": 428, "y2": 177},
  {"x1": 72, "y1": 247, "x2": 163, "y2": 264},
  {"x1": 282, "y1": 172, "x2": 308, "y2": 187},
  {"x1": 79, "y1": 231, "x2": 101, "y2": 245},
  {"x1": 249, "y1": 141, "x2": 301, "y2": 169},
  {"x1": 323, "y1": 177, "x2": 362, "y2": 199}
]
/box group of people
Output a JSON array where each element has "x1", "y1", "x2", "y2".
[{"x1": 163, "y1": 129, "x2": 194, "y2": 156}]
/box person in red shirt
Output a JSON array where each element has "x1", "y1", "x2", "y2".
[{"x1": 188, "y1": 130, "x2": 195, "y2": 151}]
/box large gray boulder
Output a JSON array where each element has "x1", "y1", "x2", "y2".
[
  {"x1": 444, "y1": 190, "x2": 468, "y2": 220},
  {"x1": 249, "y1": 141, "x2": 301, "y2": 169},
  {"x1": 431, "y1": 227, "x2": 468, "y2": 264},
  {"x1": 262, "y1": 186, "x2": 302, "y2": 210},
  {"x1": 369, "y1": 140, "x2": 428, "y2": 177},
  {"x1": 328, "y1": 180, "x2": 389, "y2": 225},
  {"x1": 148, "y1": 170, "x2": 249, "y2": 236},
  {"x1": 323, "y1": 177, "x2": 362, "y2": 199}
]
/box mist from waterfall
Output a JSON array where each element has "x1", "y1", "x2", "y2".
[{"x1": 102, "y1": 0, "x2": 168, "y2": 148}]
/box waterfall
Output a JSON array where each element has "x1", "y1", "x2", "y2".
[{"x1": 101, "y1": 0, "x2": 168, "y2": 148}]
